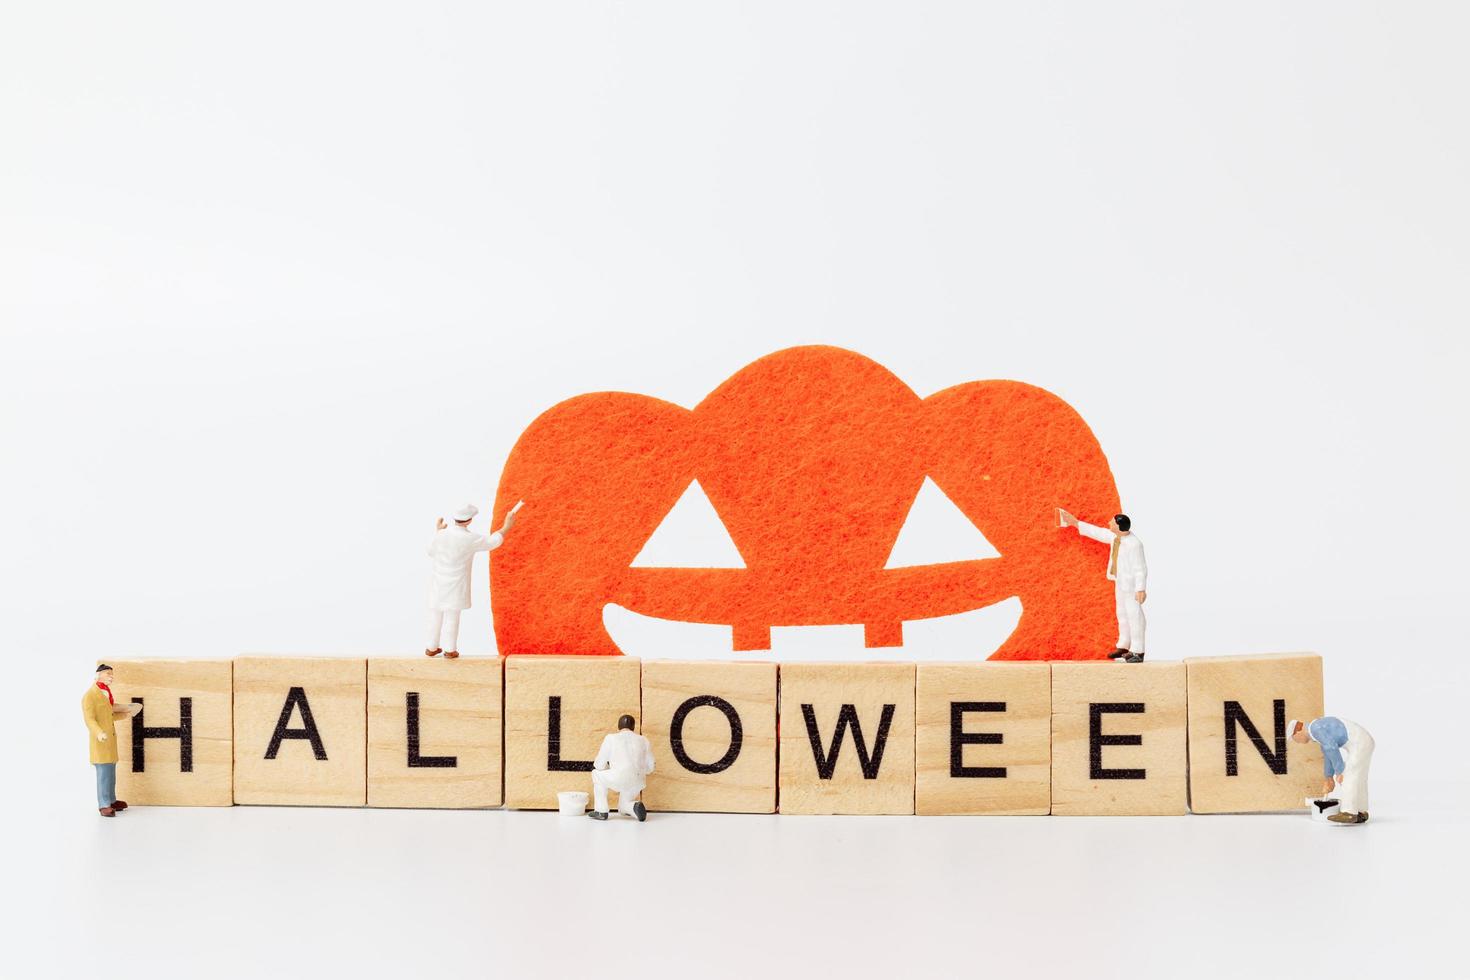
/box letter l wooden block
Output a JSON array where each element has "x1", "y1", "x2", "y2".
[
  {"x1": 234, "y1": 656, "x2": 367, "y2": 806},
  {"x1": 1185, "y1": 653, "x2": 1324, "y2": 813},
  {"x1": 368, "y1": 657, "x2": 503, "y2": 808},
  {"x1": 112, "y1": 659, "x2": 234, "y2": 806}
]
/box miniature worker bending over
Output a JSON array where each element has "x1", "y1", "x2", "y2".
[
  {"x1": 425, "y1": 502, "x2": 519, "y2": 659},
  {"x1": 1057, "y1": 509, "x2": 1148, "y2": 662},
  {"x1": 1291, "y1": 716, "x2": 1375, "y2": 825},
  {"x1": 589, "y1": 714, "x2": 655, "y2": 823}
]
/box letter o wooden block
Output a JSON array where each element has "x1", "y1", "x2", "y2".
[
  {"x1": 1185, "y1": 653, "x2": 1325, "y2": 813},
  {"x1": 642, "y1": 660, "x2": 777, "y2": 813},
  {"x1": 504, "y1": 655, "x2": 641, "y2": 810},
  {"x1": 112, "y1": 659, "x2": 234, "y2": 806},
  {"x1": 779, "y1": 662, "x2": 915, "y2": 815},
  {"x1": 1051, "y1": 662, "x2": 1187, "y2": 816},
  {"x1": 367, "y1": 658, "x2": 503, "y2": 809},
  {"x1": 234, "y1": 657, "x2": 367, "y2": 806}
]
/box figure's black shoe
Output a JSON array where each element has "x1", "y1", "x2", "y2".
[
  {"x1": 1123, "y1": 652, "x2": 1146, "y2": 663},
  {"x1": 588, "y1": 810, "x2": 609, "y2": 821},
  {"x1": 633, "y1": 801, "x2": 647, "y2": 822},
  {"x1": 1106, "y1": 649, "x2": 1129, "y2": 660}
]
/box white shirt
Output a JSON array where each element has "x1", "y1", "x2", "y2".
[
  {"x1": 426, "y1": 524, "x2": 503, "y2": 611},
  {"x1": 594, "y1": 730, "x2": 656, "y2": 779},
  {"x1": 1078, "y1": 521, "x2": 1147, "y2": 593}
]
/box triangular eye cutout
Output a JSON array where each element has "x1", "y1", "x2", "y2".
[
  {"x1": 630, "y1": 479, "x2": 747, "y2": 568},
  {"x1": 884, "y1": 476, "x2": 1001, "y2": 568}
]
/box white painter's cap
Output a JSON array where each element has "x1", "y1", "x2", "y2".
[{"x1": 453, "y1": 503, "x2": 479, "y2": 522}]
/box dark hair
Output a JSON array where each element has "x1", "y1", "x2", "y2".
[
  {"x1": 1114, "y1": 514, "x2": 1131, "y2": 532},
  {"x1": 96, "y1": 663, "x2": 113, "y2": 672},
  {"x1": 618, "y1": 714, "x2": 636, "y2": 731}
]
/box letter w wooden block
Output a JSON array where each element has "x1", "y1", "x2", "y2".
[
  {"x1": 778, "y1": 662, "x2": 915, "y2": 815},
  {"x1": 642, "y1": 660, "x2": 777, "y2": 814},
  {"x1": 1186, "y1": 653, "x2": 1324, "y2": 813},
  {"x1": 1051, "y1": 662, "x2": 1187, "y2": 815},
  {"x1": 504, "y1": 655, "x2": 641, "y2": 810},
  {"x1": 367, "y1": 658, "x2": 503, "y2": 808},
  {"x1": 234, "y1": 657, "x2": 366, "y2": 806},
  {"x1": 915, "y1": 663, "x2": 1050, "y2": 815},
  {"x1": 112, "y1": 659, "x2": 233, "y2": 806}
]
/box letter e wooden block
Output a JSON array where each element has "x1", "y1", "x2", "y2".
[
  {"x1": 1051, "y1": 662, "x2": 1186, "y2": 816},
  {"x1": 367, "y1": 657, "x2": 503, "y2": 808},
  {"x1": 234, "y1": 657, "x2": 366, "y2": 806},
  {"x1": 112, "y1": 659, "x2": 234, "y2": 806},
  {"x1": 1185, "y1": 653, "x2": 1325, "y2": 813},
  {"x1": 779, "y1": 662, "x2": 915, "y2": 815},
  {"x1": 504, "y1": 655, "x2": 641, "y2": 810},
  {"x1": 915, "y1": 662, "x2": 1049, "y2": 815},
  {"x1": 642, "y1": 660, "x2": 776, "y2": 814}
]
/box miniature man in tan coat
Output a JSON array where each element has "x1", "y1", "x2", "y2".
[{"x1": 84, "y1": 664, "x2": 141, "y2": 817}]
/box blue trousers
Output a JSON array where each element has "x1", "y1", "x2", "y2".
[{"x1": 95, "y1": 762, "x2": 116, "y2": 808}]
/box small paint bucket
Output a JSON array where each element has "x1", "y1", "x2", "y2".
[
  {"x1": 1307, "y1": 797, "x2": 1341, "y2": 821},
  {"x1": 557, "y1": 791, "x2": 589, "y2": 816}
]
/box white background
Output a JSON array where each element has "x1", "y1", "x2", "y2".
[{"x1": 3, "y1": 3, "x2": 1467, "y2": 977}]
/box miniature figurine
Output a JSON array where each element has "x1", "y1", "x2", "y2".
[
  {"x1": 1290, "y1": 716, "x2": 1374, "y2": 824},
  {"x1": 84, "y1": 664, "x2": 141, "y2": 817},
  {"x1": 1057, "y1": 509, "x2": 1148, "y2": 662},
  {"x1": 426, "y1": 501, "x2": 521, "y2": 659},
  {"x1": 588, "y1": 714, "x2": 655, "y2": 822}
]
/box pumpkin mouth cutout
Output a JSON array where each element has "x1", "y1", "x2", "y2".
[{"x1": 602, "y1": 595, "x2": 1024, "y2": 662}]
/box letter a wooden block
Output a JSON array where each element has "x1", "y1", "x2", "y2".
[
  {"x1": 915, "y1": 663, "x2": 1050, "y2": 815},
  {"x1": 234, "y1": 657, "x2": 366, "y2": 806},
  {"x1": 778, "y1": 662, "x2": 915, "y2": 815},
  {"x1": 1051, "y1": 662, "x2": 1187, "y2": 816},
  {"x1": 112, "y1": 659, "x2": 234, "y2": 806},
  {"x1": 367, "y1": 658, "x2": 503, "y2": 809},
  {"x1": 1185, "y1": 653, "x2": 1325, "y2": 813},
  {"x1": 504, "y1": 655, "x2": 641, "y2": 809},
  {"x1": 642, "y1": 660, "x2": 777, "y2": 814}
]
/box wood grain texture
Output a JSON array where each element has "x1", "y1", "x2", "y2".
[
  {"x1": 915, "y1": 662, "x2": 1050, "y2": 815},
  {"x1": 1051, "y1": 662, "x2": 1186, "y2": 816},
  {"x1": 641, "y1": 660, "x2": 776, "y2": 814},
  {"x1": 233, "y1": 657, "x2": 366, "y2": 806},
  {"x1": 503, "y1": 655, "x2": 640, "y2": 810},
  {"x1": 367, "y1": 658, "x2": 503, "y2": 809},
  {"x1": 112, "y1": 659, "x2": 234, "y2": 806},
  {"x1": 1185, "y1": 653, "x2": 1325, "y2": 813},
  {"x1": 778, "y1": 662, "x2": 915, "y2": 815}
]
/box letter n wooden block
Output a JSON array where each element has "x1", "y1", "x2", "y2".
[
  {"x1": 1051, "y1": 662, "x2": 1187, "y2": 815},
  {"x1": 367, "y1": 658, "x2": 503, "y2": 808},
  {"x1": 112, "y1": 659, "x2": 233, "y2": 806},
  {"x1": 915, "y1": 663, "x2": 1050, "y2": 815},
  {"x1": 504, "y1": 655, "x2": 641, "y2": 809},
  {"x1": 642, "y1": 660, "x2": 777, "y2": 814},
  {"x1": 778, "y1": 662, "x2": 915, "y2": 815},
  {"x1": 1185, "y1": 653, "x2": 1324, "y2": 813},
  {"x1": 234, "y1": 657, "x2": 366, "y2": 806}
]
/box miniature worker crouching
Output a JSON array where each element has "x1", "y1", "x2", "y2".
[
  {"x1": 589, "y1": 715, "x2": 656, "y2": 822},
  {"x1": 425, "y1": 501, "x2": 521, "y2": 659},
  {"x1": 84, "y1": 663, "x2": 142, "y2": 817},
  {"x1": 1291, "y1": 716, "x2": 1374, "y2": 825},
  {"x1": 1057, "y1": 509, "x2": 1148, "y2": 662}
]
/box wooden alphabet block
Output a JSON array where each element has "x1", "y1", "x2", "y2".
[
  {"x1": 641, "y1": 660, "x2": 777, "y2": 814},
  {"x1": 112, "y1": 659, "x2": 234, "y2": 806},
  {"x1": 504, "y1": 655, "x2": 641, "y2": 810},
  {"x1": 233, "y1": 657, "x2": 366, "y2": 806},
  {"x1": 1185, "y1": 653, "x2": 1325, "y2": 813},
  {"x1": 1051, "y1": 662, "x2": 1186, "y2": 816},
  {"x1": 915, "y1": 662, "x2": 1050, "y2": 815},
  {"x1": 778, "y1": 662, "x2": 915, "y2": 815},
  {"x1": 367, "y1": 658, "x2": 503, "y2": 809}
]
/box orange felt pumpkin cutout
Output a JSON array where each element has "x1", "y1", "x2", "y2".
[{"x1": 490, "y1": 346, "x2": 1120, "y2": 660}]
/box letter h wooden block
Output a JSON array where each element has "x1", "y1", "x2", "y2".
[
  {"x1": 367, "y1": 657, "x2": 503, "y2": 808},
  {"x1": 504, "y1": 655, "x2": 641, "y2": 810},
  {"x1": 234, "y1": 657, "x2": 367, "y2": 806},
  {"x1": 1185, "y1": 653, "x2": 1324, "y2": 813},
  {"x1": 112, "y1": 659, "x2": 234, "y2": 806},
  {"x1": 778, "y1": 662, "x2": 915, "y2": 815},
  {"x1": 641, "y1": 660, "x2": 777, "y2": 813}
]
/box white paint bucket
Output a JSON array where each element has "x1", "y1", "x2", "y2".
[
  {"x1": 557, "y1": 791, "x2": 589, "y2": 816},
  {"x1": 1307, "y1": 797, "x2": 1341, "y2": 821}
]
